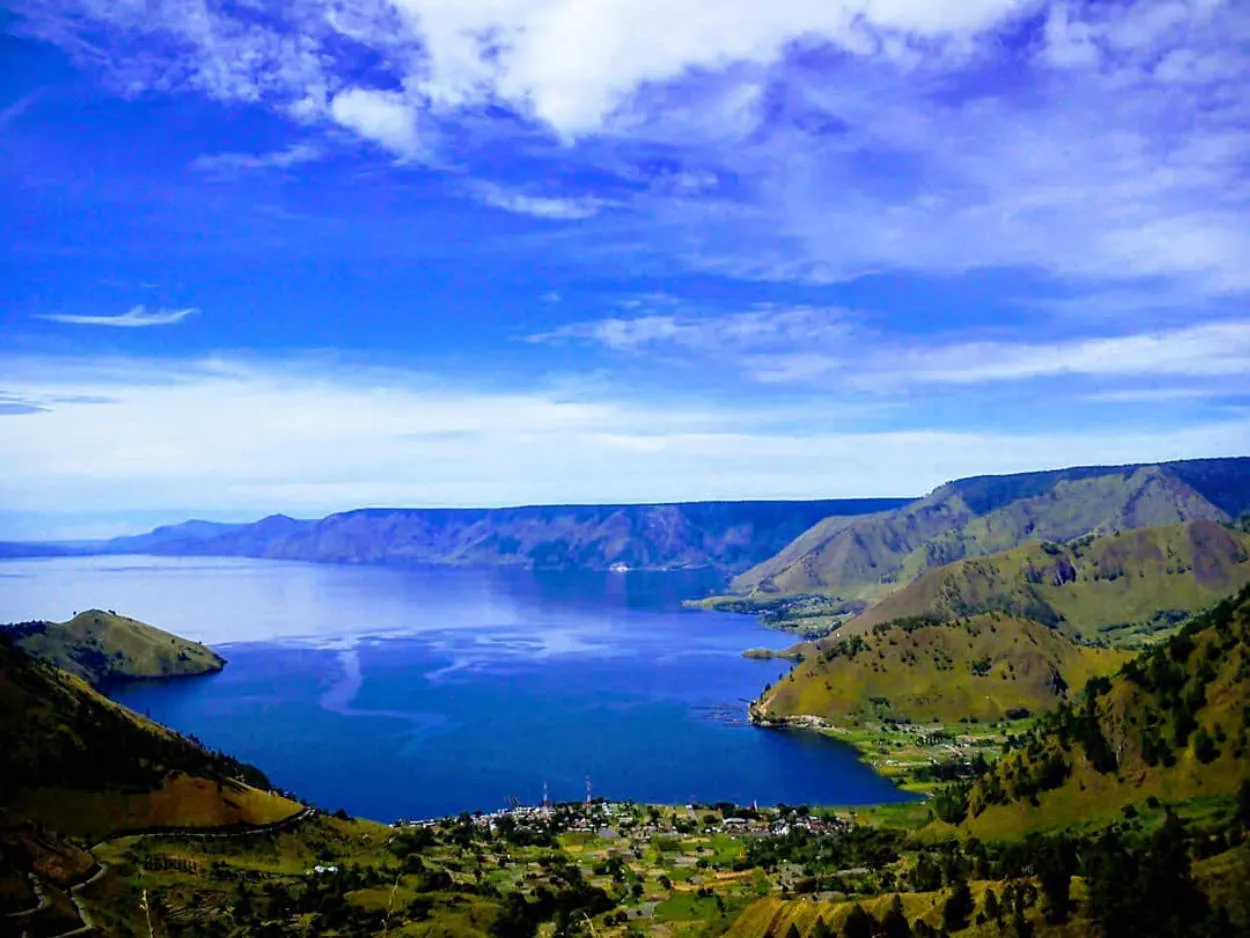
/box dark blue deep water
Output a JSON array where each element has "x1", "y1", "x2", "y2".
[{"x1": 0, "y1": 555, "x2": 910, "y2": 820}]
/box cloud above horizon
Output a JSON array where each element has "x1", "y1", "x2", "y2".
[
  {"x1": 1, "y1": 352, "x2": 1246, "y2": 515},
  {"x1": 34, "y1": 307, "x2": 200, "y2": 328}
]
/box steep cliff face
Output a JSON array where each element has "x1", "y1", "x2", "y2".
[{"x1": 98, "y1": 498, "x2": 909, "y2": 571}]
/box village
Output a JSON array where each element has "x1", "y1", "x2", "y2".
[{"x1": 395, "y1": 797, "x2": 854, "y2": 841}]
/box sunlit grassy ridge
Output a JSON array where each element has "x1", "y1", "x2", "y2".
[
  {"x1": 956, "y1": 584, "x2": 1250, "y2": 840},
  {"x1": 0, "y1": 636, "x2": 295, "y2": 840},
  {"x1": 755, "y1": 614, "x2": 1130, "y2": 726},
  {"x1": 5, "y1": 608, "x2": 225, "y2": 686},
  {"x1": 842, "y1": 520, "x2": 1250, "y2": 644}
]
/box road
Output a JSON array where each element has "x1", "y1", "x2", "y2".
[{"x1": 5, "y1": 805, "x2": 316, "y2": 938}]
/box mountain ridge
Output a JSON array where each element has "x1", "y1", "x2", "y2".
[
  {"x1": 1, "y1": 498, "x2": 910, "y2": 572},
  {"x1": 840, "y1": 519, "x2": 1250, "y2": 643},
  {"x1": 733, "y1": 458, "x2": 1250, "y2": 603}
]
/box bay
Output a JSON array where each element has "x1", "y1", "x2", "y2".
[{"x1": 0, "y1": 555, "x2": 911, "y2": 820}]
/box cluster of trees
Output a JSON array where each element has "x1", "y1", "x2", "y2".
[
  {"x1": 740, "y1": 826, "x2": 904, "y2": 875},
  {"x1": 754, "y1": 796, "x2": 1248, "y2": 936}
]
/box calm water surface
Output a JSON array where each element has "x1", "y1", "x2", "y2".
[{"x1": 0, "y1": 555, "x2": 910, "y2": 820}]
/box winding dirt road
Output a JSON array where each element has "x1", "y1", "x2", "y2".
[{"x1": 7, "y1": 805, "x2": 316, "y2": 938}]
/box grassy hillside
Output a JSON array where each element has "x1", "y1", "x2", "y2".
[
  {"x1": 0, "y1": 636, "x2": 297, "y2": 840},
  {"x1": 4, "y1": 609, "x2": 225, "y2": 687},
  {"x1": 953, "y1": 584, "x2": 1250, "y2": 840},
  {"x1": 732, "y1": 459, "x2": 1250, "y2": 603},
  {"x1": 753, "y1": 614, "x2": 1129, "y2": 726},
  {"x1": 842, "y1": 520, "x2": 1250, "y2": 645}
]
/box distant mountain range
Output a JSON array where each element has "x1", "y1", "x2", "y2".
[
  {"x1": 0, "y1": 499, "x2": 908, "y2": 573},
  {"x1": 4, "y1": 458, "x2": 1248, "y2": 585}
]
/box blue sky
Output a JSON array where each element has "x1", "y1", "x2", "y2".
[{"x1": 1, "y1": 0, "x2": 1248, "y2": 538}]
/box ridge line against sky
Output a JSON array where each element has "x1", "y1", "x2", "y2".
[{"x1": 1, "y1": 0, "x2": 1248, "y2": 537}]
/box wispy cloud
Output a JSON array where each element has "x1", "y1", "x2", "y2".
[
  {"x1": 0, "y1": 92, "x2": 40, "y2": 130},
  {"x1": 1079, "y1": 388, "x2": 1234, "y2": 405},
  {"x1": 0, "y1": 392, "x2": 48, "y2": 416},
  {"x1": 471, "y1": 182, "x2": 609, "y2": 220},
  {"x1": 35, "y1": 306, "x2": 199, "y2": 328},
  {"x1": 529, "y1": 306, "x2": 851, "y2": 352},
  {"x1": 9, "y1": 1, "x2": 1250, "y2": 293},
  {"x1": 191, "y1": 143, "x2": 322, "y2": 175},
  {"x1": 536, "y1": 307, "x2": 1250, "y2": 401},
  {"x1": 855, "y1": 321, "x2": 1250, "y2": 391}
]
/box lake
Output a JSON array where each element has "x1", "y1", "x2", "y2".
[{"x1": 0, "y1": 555, "x2": 911, "y2": 820}]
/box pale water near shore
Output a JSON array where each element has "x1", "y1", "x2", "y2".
[{"x1": 0, "y1": 555, "x2": 911, "y2": 820}]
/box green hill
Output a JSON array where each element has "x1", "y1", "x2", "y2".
[
  {"x1": 953, "y1": 584, "x2": 1250, "y2": 840},
  {"x1": 0, "y1": 631, "x2": 303, "y2": 935},
  {"x1": 841, "y1": 520, "x2": 1250, "y2": 645},
  {"x1": 4, "y1": 609, "x2": 225, "y2": 687},
  {"x1": 752, "y1": 614, "x2": 1129, "y2": 726},
  {"x1": 732, "y1": 459, "x2": 1250, "y2": 605},
  {"x1": 0, "y1": 635, "x2": 296, "y2": 841}
]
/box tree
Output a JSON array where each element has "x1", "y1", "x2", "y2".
[
  {"x1": 983, "y1": 887, "x2": 1000, "y2": 926},
  {"x1": 1192, "y1": 727, "x2": 1218, "y2": 764},
  {"x1": 880, "y1": 895, "x2": 912, "y2": 938},
  {"x1": 812, "y1": 917, "x2": 832, "y2": 938},
  {"x1": 1036, "y1": 842, "x2": 1071, "y2": 924},
  {"x1": 933, "y1": 784, "x2": 969, "y2": 824},
  {"x1": 842, "y1": 904, "x2": 877, "y2": 938},
  {"x1": 942, "y1": 880, "x2": 974, "y2": 933},
  {"x1": 910, "y1": 853, "x2": 943, "y2": 892},
  {"x1": 785, "y1": 923, "x2": 801, "y2": 938},
  {"x1": 1084, "y1": 813, "x2": 1210, "y2": 938},
  {"x1": 1238, "y1": 779, "x2": 1250, "y2": 826}
]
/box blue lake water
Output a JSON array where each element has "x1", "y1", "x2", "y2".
[{"x1": 0, "y1": 555, "x2": 911, "y2": 820}]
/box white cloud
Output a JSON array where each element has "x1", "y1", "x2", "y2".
[
  {"x1": 34, "y1": 306, "x2": 199, "y2": 328},
  {"x1": 191, "y1": 143, "x2": 322, "y2": 174},
  {"x1": 530, "y1": 306, "x2": 852, "y2": 352},
  {"x1": 471, "y1": 181, "x2": 607, "y2": 220},
  {"x1": 857, "y1": 320, "x2": 1250, "y2": 390},
  {"x1": 329, "y1": 87, "x2": 421, "y2": 156},
  {"x1": 1080, "y1": 387, "x2": 1232, "y2": 404},
  {"x1": 10, "y1": 0, "x2": 1250, "y2": 292},
  {"x1": 1, "y1": 352, "x2": 1247, "y2": 513},
  {"x1": 389, "y1": 0, "x2": 1038, "y2": 138},
  {"x1": 0, "y1": 92, "x2": 39, "y2": 130},
  {"x1": 534, "y1": 308, "x2": 1250, "y2": 396}
]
